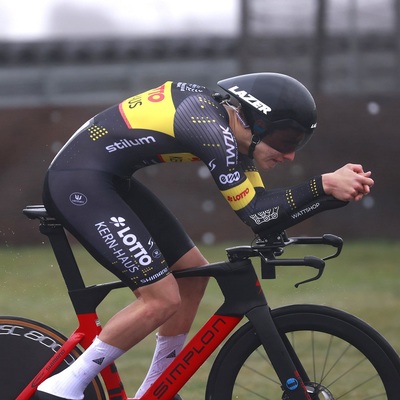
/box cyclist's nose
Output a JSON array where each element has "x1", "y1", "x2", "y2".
[{"x1": 282, "y1": 151, "x2": 296, "y2": 161}]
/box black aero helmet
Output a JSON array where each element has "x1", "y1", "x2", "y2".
[{"x1": 217, "y1": 73, "x2": 317, "y2": 158}]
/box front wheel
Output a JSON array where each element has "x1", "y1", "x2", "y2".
[
  {"x1": 0, "y1": 316, "x2": 106, "y2": 400},
  {"x1": 206, "y1": 304, "x2": 400, "y2": 399}
]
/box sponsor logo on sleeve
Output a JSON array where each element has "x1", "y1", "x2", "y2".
[{"x1": 249, "y1": 207, "x2": 279, "y2": 225}]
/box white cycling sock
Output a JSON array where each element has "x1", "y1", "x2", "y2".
[
  {"x1": 37, "y1": 336, "x2": 125, "y2": 400},
  {"x1": 135, "y1": 333, "x2": 187, "y2": 398}
]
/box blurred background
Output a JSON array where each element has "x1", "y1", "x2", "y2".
[{"x1": 1, "y1": 0, "x2": 399, "y2": 246}]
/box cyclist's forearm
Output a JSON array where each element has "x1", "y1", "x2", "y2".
[{"x1": 237, "y1": 176, "x2": 348, "y2": 234}]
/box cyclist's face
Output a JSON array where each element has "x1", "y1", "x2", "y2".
[
  {"x1": 253, "y1": 139, "x2": 296, "y2": 171},
  {"x1": 230, "y1": 109, "x2": 296, "y2": 169},
  {"x1": 262, "y1": 129, "x2": 306, "y2": 154}
]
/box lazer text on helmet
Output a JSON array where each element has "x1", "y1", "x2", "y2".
[{"x1": 228, "y1": 86, "x2": 272, "y2": 115}]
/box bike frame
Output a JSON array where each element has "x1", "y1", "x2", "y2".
[{"x1": 19, "y1": 207, "x2": 314, "y2": 400}]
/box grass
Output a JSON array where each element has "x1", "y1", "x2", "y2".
[{"x1": 1, "y1": 239, "x2": 400, "y2": 398}]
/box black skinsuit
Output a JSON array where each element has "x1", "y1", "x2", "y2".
[{"x1": 43, "y1": 81, "x2": 344, "y2": 289}]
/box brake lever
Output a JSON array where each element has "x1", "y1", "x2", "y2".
[
  {"x1": 260, "y1": 255, "x2": 326, "y2": 287},
  {"x1": 321, "y1": 234, "x2": 343, "y2": 261},
  {"x1": 294, "y1": 267, "x2": 324, "y2": 288},
  {"x1": 294, "y1": 256, "x2": 326, "y2": 288}
]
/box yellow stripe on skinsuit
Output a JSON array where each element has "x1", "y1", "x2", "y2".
[
  {"x1": 221, "y1": 179, "x2": 256, "y2": 211},
  {"x1": 158, "y1": 153, "x2": 200, "y2": 162},
  {"x1": 245, "y1": 170, "x2": 265, "y2": 189},
  {"x1": 119, "y1": 81, "x2": 175, "y2": 137}
]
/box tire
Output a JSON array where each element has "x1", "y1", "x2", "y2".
[
  {"x1": 0, "y1": 316, "x2": 106, "y2": 400},
  {"x1": 206, "y1": 304, "x2": 400, "y2": 399}
]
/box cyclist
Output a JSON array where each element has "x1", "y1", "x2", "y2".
[{"x1": 36, "y1": 73, "x2": 373, "y2": 400}]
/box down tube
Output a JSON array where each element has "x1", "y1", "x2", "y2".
[{"x1": 141, "y1": 314, "x2": 242, "y2": 400}]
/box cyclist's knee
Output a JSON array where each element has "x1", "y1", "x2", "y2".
[
  {"x1": 171, "y1": 246, "x2": 208, "y2": 271},
  {"x1": 136, "y1": 275, "x2": 181, "y2": 319}
]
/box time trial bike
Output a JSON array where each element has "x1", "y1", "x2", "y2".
[{"x1": 1, "y1": 204, "x2": 400, "y2": 399}]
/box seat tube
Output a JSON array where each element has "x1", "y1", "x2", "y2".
[{"x1": 40, "y1": 221, "x2": 86, "y2": 290}]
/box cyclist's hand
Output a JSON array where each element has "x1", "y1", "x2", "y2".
[{"x1": 322, "y1": 163, "x2": 374, "y2": 202}]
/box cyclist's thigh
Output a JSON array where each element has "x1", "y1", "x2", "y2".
[
  {"x1": 43, "y1": 169, "x2": 169, "y2": 290},
  {"x1": 114, "y1": 176, "x2": 195, "y2": 266}
]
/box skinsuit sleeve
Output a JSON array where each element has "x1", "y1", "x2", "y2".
[{"x1": 233, "y1": 154, "x2": 347, "y2": 237}]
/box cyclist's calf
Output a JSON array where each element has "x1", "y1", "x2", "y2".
[{"x1": 98, "y1": 274, "x2": 181, "y2": 351}]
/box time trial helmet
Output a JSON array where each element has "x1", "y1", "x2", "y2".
[{"x1": 217, "y1": 72, "x2": 317, "y2": 158}]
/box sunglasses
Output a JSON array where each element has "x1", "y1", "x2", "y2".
[{"x1": 253, "y1": 119, "x2": 314, "y2": 154}]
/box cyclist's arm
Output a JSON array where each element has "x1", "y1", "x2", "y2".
[
  {"x1": 223, "y1": 155, "x2": 347, "y2": 236},
  {"x1": 234, "y1": 176, "x2": 347, "y2": 237},
  {"x1": 249, "y1": 164, "x2": 374, "y2": 235}
]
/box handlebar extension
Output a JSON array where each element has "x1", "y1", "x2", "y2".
[{"x1": 226, "y1": 232, "x2": 343, "y2": 287}]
